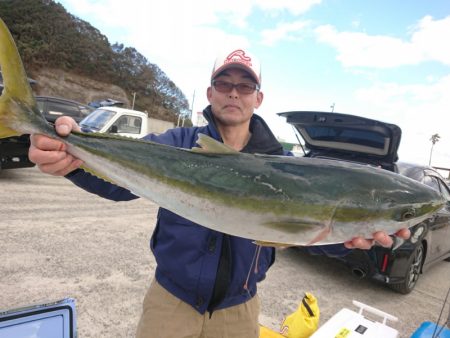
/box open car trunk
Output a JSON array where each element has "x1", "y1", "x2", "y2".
[{"x1": 278, "y1": 111, "x2": 402, "y2": 172}]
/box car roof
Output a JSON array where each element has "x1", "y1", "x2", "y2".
[
  {"x1": 397, "y1": 162, "x2": 447, "y2": 181},
  {"x1": 95, "y1": 106, "x2": 146, "y2": 116},
  {"x1": 35, "y1": 95, "x2": 92, "y2": 108},
  {"x1": 279, "y1": 111, "x2": 402, "y2": 164}
]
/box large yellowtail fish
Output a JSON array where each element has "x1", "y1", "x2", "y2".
[{"x1": 0, "y1": 19, "x2": 445, "y2": 245}]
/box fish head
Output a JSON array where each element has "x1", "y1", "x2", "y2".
[
  {"x1": 372, "y1": 183, "x2": 446, "y2": 227},
  {"x1": 390, "y1": 201, "x2": 444, "y2": 224}
]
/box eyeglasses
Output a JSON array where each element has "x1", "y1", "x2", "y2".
[{"x1": 212, "y1": 80, "x2": 260, "y2": 95}]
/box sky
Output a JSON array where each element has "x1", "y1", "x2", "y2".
[{"x1": 58, "y1": 0, "x2": 450, "y2": 171}]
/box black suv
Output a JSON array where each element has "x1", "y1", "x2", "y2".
[
  {"x1": 280, "y1": 111, "x2": 450, "y2": 294},
  {"x1": 36, "y1": 96, "x2": 94, "y2": 124},
  {"x1": 0, "y1": 96, "x2": 94, "y2": 170}
]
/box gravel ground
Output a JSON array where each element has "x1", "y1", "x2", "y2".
[{"x1": 1, "y1": 167, "x2": 449, "y2": 337}]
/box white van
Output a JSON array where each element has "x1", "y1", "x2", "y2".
[{"x1": 79, "y1": 106, "x2": 148, "y2": 139}]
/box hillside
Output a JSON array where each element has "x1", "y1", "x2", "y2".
[
  {"x1": 0, "y1": 0, "x2": 190, "y2": 124},
  {"x1": 31, "y1": 67, "x2": 131, "y2": 108}
]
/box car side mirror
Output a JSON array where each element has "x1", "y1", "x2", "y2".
[{"x1": 109, "y1": 125, "x2": 118, "y2": 133}]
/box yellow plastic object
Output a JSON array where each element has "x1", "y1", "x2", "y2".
[
  {"x1": 260, "y1": 293, "x2": 319, "y2": 338},
  {"x1": 280, "y1": 293, "x2": 320, "y2": 338},
  {"x1": 259, "y1": 325, "x2": 285, "y2": 338}
]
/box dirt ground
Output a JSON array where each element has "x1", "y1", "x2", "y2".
[{"x1": 1, "y1": 167, "x2": 449, "y2": 338}]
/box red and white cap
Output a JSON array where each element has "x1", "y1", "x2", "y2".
[{"x1": 211, "y1": 49, "x2": 261, "y2": 85}]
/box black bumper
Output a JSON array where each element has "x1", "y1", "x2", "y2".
[{"x1": 0, "y1": 135, "x2": 35, "y2": 169}]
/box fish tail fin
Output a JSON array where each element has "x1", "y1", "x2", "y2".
[{"x1": 0, "y1": 18, "x2": 39, "y2": 138}]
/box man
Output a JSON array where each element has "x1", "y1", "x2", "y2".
[{"x1": 29, "y1": 48, "x2": 409, "y2": 338}]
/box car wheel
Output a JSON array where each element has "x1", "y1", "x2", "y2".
[{"x1": 390, "y1": 243, "x2": 424, "y2": 294}]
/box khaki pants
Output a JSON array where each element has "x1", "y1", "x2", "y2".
[{"x1": 136, "y1": 280, "x2": 260, "y2": 338}]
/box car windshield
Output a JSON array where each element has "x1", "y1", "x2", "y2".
[{"x1": 79, "y1": 109, "x2": 116, "y2": 130}]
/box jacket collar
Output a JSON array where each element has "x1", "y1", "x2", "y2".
[{"x1": 202, "y1": 105, "x2": 284, "y2": 155}]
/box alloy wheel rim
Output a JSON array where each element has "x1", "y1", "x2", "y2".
[{"x1": 407, "y1": 245, "x2": 423, "y2": 289}]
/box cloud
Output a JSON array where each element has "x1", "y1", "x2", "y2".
[
  {"x1": 314, "y1": 15, "x2": 450, "y2": 68},
  {"x1": 352, "y1": 75, "x2": 450, "y2": 166},
  {"x1": 411, "y1": 15, "x2": 450, "y2": 65},
  {"x1": 62, "y1": 0, "x2": 321, "y2": 29},
  {"x1": 257, "y1": 0, "x2": 322, "y2": 16},
  {"x1": 261, "y1": 21, "x2": 310, "y2": 46},
  {"x1": 59, "y1": 0, "x2": 322, "y2": 112}
]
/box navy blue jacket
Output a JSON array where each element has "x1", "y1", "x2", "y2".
[{"x1": 66, "y1": 106, "x2": 349, "y2": 314}]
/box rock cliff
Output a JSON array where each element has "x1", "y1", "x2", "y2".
[{"x1": 30, "y1": 68, "x2": 130, "y2": 107}]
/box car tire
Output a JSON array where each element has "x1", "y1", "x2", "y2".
[{"x1": 390, "y1": 243, "x2": 424, "y2": 294}]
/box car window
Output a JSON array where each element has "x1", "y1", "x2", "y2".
[
  {"x1": 79, "y1": 105, "x2": 93, "y2": 117},
  {"x1": 111, "y1": 115, "x2": 142, "y2": 134},
  {"x1": 304, "y1": 126, "x2": 388, "y2": 151},
  {"x1": 422, "y1": 175, "x2": 440, "y2": 192},
  {"x1": 437, "y1": 179, "x2": 450, "y2": 200},
  {"x1": 80, "y1": 109, "x2": 116, "y2": 131},
  {"x1": 46, "y1": 101, "x2": 80, "y2": 117}
]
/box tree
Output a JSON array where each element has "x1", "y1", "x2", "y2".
[
  {"x1": 0, "y1": 0, "x2": 189, "y2": 122},
  {"x1": 429, "y1": 133, "x2": 440, "y2": 165}
]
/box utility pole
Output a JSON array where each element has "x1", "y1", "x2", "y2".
[
  {"x1": 131, "y1": 92, "x2": 136, "y2": 110},
  {"x1": 330, "y1": 103, "x2": 335, "y2": 112},
  {"x1": 190, "y1": 90, "x2": 196, "y2": 122}
]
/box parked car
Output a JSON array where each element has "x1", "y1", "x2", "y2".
[
  {"x1": 36, "y1": 96, "x2": 94, "y2": 124},
  {"x1": 279, "y1": 111, "x2": 450, "y2": 294},
  {"x1": 88, "y1": 98, "x2": 124, "y2": 108},
  {"x1": 0, "y1": 96, "x2": 93, "y2": 170}
]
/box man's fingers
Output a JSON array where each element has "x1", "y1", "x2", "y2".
[
  {"x1": 28, "y1": 117, "x2": 82, "y2": 177},
  {"x1": 53, "y1": 159, "x2": 83, "y2": 176},
  {"x1": 345, "y1": 228, "x2": 411, "y2": 250},
  {"x1": 55, "y1": 116, "x2": 80, "y2": 135},
  {"x1": 28, "y1": 144, "x2": 67, "y2": 165},
  {"x1": 344, "y1": 237, "x2": 374, "y2": 250},
  {"x1": 30, "y1": 134, "x2": 66, "y2": 152},
  {"x1": 395, "y1": 228, "x2": 411, "y2": 240},
  {"x1": 37, "y1": 155, "x2": 82, "y2": 176},
  {"x1": 373, "y1": 231, "x2": 394, "y2": 248}
]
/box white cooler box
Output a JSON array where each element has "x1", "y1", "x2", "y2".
[{"x1": 311, "y1": 300, "x2": 398, "y2": 338}]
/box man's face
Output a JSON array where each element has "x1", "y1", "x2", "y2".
[{"x1": 207, "y1": 68, "x2": 263, "y2": 127}]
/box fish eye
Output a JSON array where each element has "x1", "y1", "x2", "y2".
[{"x1": 401, "y1": 208, "x2": 416, "y2": 220}]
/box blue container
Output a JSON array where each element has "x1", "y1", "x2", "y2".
[{"x1": 410, "y1": 321, "x2": 450, "y2": 338}]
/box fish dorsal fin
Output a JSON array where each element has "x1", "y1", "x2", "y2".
[{"x1": 191, "y1": 133, "x2": 239, "y2": 154}]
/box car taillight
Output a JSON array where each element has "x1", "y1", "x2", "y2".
[{"x1": 381, "y1": 253, "x2": 389, "y2": 272}]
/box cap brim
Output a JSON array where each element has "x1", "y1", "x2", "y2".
[{"x1": 211, "y1": 63, "x2": 260, "y2": 85}]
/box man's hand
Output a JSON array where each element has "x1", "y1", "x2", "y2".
[
  {"x1": 344, "y1": 228, "x2": 411, "y2": 250},
  {"x1": 28, "y1": 116, "x2": 83, "y2": 176}
]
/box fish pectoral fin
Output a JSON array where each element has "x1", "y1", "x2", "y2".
[{"x1": 191, "y1": 133, "x2": 238, "y2": 154}]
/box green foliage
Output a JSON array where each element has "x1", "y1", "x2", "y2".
[{"x1": 0, "y1": 0, "x2": 189, "y2": 121}]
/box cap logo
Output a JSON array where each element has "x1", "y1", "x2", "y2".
[{"x1": 224, "y1": 49, "x2": 252, "y2": 67}]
